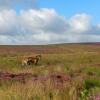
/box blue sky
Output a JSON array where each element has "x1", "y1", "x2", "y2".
[
  {"x1": 38, "y1": 0, "x2": 100, "y2": 24},
  {"x1": 0, "y1": 0, "x2": 100, "y2": 44}
]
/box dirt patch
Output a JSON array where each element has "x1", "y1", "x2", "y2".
[
  {"x1": 32, "y1": 73, "x2": 71, "y2": 88},
  {"x1": 0, "y1": 72, "x2": 71, "y2": 86},
  {"x1": 0, "y1": 71, "x2": 33, "y2": 82},
  {"x1": 33, "y1": 73, "x2": 71, "y2": 82}
]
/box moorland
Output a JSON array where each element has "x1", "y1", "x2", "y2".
[{"x1": 0, "y1": 43, "x2": 100, "y2": 100}]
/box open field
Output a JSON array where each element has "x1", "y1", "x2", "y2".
[{"x1": 0, "y1": 43, "x2": 100, "y2": 100}]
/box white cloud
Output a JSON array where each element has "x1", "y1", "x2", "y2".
[
  {"x1": 19, "y1": 8, "x2": 68, "y2": 34},
  {"x1": 0, "y1": 10, "x2": 18, "y2": 35},
  {"x1": 97, "y1": 24, "x2": 100, "y2": 29},
  {"x1": 0, "y1": 8, "x2": 100, "y2": 44},
  {"x1": 69, "y1": 14, "x2": 92, "y2": 33}
]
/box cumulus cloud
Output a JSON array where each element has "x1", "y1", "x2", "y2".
[
  {"x1": 69, "y1": 14, "x2": 92, "y2": 33},
  {"x1": 0, "y1": 10, "x2": 18, "y2": 35},
  {"x1": 0, "y1": 8, "x2": 100, "y2": 44},
  {"x1": 19, "y1": 8, "x2": 69, "y2": 34}
]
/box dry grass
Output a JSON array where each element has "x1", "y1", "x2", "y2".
[{"x1": 0, "y1": 44, "x2": 100, "y2": 100}]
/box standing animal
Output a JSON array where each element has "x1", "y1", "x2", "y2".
[
  {"x1": 35, "y1": 55, "x2": 42, "y2": 65},
  {"x1": 21, "y1": 55, "x2": 42, "y2": 66},
  {"x1": 28, "y1": 55, "x2": 41, "y2": 65}
]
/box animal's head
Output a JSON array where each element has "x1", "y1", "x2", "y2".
[{"x1": 36, "y1": 55, "x2": 42, "y2": 60}]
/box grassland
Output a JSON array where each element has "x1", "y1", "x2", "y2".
[{"x1": 0, "y1": 43, "x2": 100, "y2": 100}]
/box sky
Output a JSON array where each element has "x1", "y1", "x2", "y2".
[
  {"x1": 38, "y1": 0, "x2": 100, "y2": 24},
  {"x1": 0, "y1": 0, "x2": 100, "y2": 44}
]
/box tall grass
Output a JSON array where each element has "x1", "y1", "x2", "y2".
[{"x1": 0, "y1": 44, "x2": 100, "y2": 99}]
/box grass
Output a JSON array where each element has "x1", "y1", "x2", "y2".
[{"x1": 0, "y1": 44, "x2": 100, "y2": 100}]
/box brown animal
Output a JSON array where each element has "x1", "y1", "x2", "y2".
[
  {"x1": 22, "y1": 55, "x2": 41, "y2": 66},
  {"x1": 21, "y1": 57, "x2": 29, "y2": 66},
  {"x1": 28, "y1": 55, "x2": 41, "y2": 65}
]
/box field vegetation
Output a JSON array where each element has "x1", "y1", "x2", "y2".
[{"x1": 0, "y1": 43, "x2": 100, "y2": 100}]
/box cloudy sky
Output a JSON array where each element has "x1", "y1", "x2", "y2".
[{"x1": 0, "y1": 0, "x2": 100, "y2": 44}]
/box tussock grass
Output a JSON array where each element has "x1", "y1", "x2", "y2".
[{"x1": 0, "y1": 44, "x2": 100, "y2": 100}]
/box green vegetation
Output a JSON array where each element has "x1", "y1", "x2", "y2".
[{"x1": 0, "y1": 44, "x2": 100, "y2": 100}]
